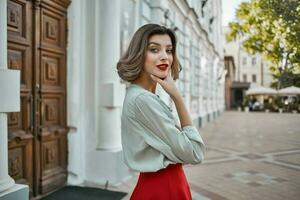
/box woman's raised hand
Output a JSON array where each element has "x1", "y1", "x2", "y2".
[
  {"x1": 151, "y1": 71, "x2": 192, "y2": 127},
  {"x1": 150, "y1": 72, "x2": 180, "y2": 100}
]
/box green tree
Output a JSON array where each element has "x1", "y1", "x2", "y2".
[
  {"x1": 270, "y1": 70, "x2": 300, "y2": 88},
  {"x1": 226, "y1": 0, "x2": 300, "y2": 88}
]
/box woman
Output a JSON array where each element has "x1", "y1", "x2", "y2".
[{"x1": 117, "y1": 24, "x2": 205, "y2": 200}]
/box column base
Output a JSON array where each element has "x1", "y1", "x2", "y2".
[
  {"x1": 0, "y1": 176, "x2": 14, "y2": 193},
  {"x1": 0, "y1": 184, "x2": 29, "y2": 200},
  {"x1": 67, "y1": 172, "x2": 84, "y2": 186}
]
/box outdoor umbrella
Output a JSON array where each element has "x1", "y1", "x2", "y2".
[
  {"x1": 278, "y1": 86, "x2": 300, "y2": 96},
  {"x1": 246, "y1": 86, "x2": 277, "y2": 96}
]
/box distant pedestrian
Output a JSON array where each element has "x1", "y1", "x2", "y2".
[{"x1": 117, "y1": 24, "x2": 205, "y2": 200}]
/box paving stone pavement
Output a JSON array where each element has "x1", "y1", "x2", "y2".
[{"x1": 112, "y1": 111, "x2": 300, "y2": 200}]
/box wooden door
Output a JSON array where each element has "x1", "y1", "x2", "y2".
[{"x1": 7, "y1": 0, "x2": 70, "y2": 197}]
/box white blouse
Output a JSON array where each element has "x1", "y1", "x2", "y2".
[{"x1": 121, "y1": 84, "x2": 205, "y2": 172}]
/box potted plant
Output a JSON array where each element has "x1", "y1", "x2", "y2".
[
  {"x1": 243, "y1": 96, "x2": 250, "y2": 112},
  {"x1": 237, "y1": 106, "x2": 242, "y2": 112},
  {"x1": 275, "y1": 97, "x2": 284, "y2": 113},
  {"x1": 264, "y1": 102, "x2": 272, "y2": 113},
  {"x1": 290, "y1": 102, "x2": 299, "y2": 113}
]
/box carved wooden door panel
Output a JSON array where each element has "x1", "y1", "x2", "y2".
[
  {"x1": 7, "y1": 0, "x2": 34, "y2": 194},
  {"x1": 37, "y1": 0, "x2": 69, "y2": 194},
  {"x1": 7, "y1": 0, "x2": 70, "y2": 197}
]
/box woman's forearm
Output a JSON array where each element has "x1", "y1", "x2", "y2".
[{"x1": 171, "y1": 94, "x2": 192, "y2": 128}]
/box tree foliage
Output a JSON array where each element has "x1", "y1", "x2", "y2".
[
  {"x1": 226, "y1": 0, "x2": 300, "y2": 88},
  {"x1": 271, "y1": 71, "x2": 300, "y2": 88}
]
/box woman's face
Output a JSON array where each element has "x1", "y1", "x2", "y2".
[{"x1": 143, "y1": 34, "x2": 173, "y2": 79}]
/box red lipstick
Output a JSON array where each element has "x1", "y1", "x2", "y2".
[{"x1": 156, "y1": 64, "x2": 168, "y2": 71}]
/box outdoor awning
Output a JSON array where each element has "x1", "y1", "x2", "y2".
[
  {"x1": 278, "y1": 86, "x2": 300, "y2": 96},
  {"x1": 246, "y1": 86, "x2": 277, "y2": 95},
  {"x1": 231, "y1": 81, "x2": 250, "y2": 89}
]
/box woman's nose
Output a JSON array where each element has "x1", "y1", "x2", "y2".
[{"x1": 160, "y1": 51, "x2": 168, "y2": 60}]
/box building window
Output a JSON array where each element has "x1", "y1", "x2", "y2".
[
  {"x1": 178, "y1": 39, "x2": 187, "y2": 93},
  {"x1": 243, "y1": 74, "x2": 247, "y2": 82},
  {"x1": 242, "y1": 57, "x2": 247, "y2": 65},
  {"x1": 252, "y1": 74, "x2": 257, "y2": 82},
  {"x1": 201, "y1": 0, "x2": 208, "y2": 17},
  {"x1": 191, "y1": 45, "x2": 200, "y2": 97},
  {"x1": 252, "y1": 57, "x2": 256, "y2": 65}
]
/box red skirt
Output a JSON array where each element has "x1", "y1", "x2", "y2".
[{"x1": 130, "y1": 163, "x2": 192, "y2": 200}]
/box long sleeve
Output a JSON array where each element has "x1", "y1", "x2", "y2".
[{"x1": 134, "y1": 93, "x2": 205, "y2": 164}]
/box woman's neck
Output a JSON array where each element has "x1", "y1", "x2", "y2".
[{"x1": 132, "y1": 74, "x2": 157, "y2": 93}]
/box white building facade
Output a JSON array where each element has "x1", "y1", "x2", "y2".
[
  {"x1": 0, "y1": 0, "x2": 224, "y2": 197},
  {"x1": 223, "y1": 27, "x2": 273, "y2": 87},
  {"x1": 67, "y1": 0, "x2": 225, "y2": 187}
]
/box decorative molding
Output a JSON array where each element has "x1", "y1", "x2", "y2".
[{"x1": 33, "y1": 0, "x2": 41, "y2": 10}]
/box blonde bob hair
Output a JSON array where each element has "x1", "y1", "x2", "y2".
[{"x1": 117, "y1": 24, "x2": 181, "y2": 82}]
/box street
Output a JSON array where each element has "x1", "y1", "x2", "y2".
[{"x1": 116, "y1": 111, "x2": 300, "y2": 200}]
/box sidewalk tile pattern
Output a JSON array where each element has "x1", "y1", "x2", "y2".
[{"x1": 114, "y1": 111, "x2": 300, "y2": 200}]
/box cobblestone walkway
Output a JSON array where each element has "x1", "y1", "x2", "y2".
[{"x1": 116, "y1": 111, "x2": 300, "y2": 200}]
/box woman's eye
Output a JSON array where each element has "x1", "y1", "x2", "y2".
[
  {"x1": 150, "y1": 48, "x2": 159, "y2": 53},
  {"x1": 166, "y1": 49, "x2": 173, "y2": 54}
]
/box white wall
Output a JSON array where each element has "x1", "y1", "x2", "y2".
[{"x1": 67, "y1": 0, "x2": 130, "y2": 187}]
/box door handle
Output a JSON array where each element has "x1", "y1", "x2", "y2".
[{"x1": 36, "y1": 83, "x2": 40, "y2": 91}]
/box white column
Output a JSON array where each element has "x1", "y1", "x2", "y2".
[
  {"x1": 96, "y1": 0, "x2": 124, "y2": 151},
  {"x1": 66, "y1": 0, "x2": 86, "y2": 185},
  {"x1": 0, "y1": 0, "x2": 16, "y2": 193},
  {"x1": 0, "y1": 116, "x2": 15, "y2": 192}
]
